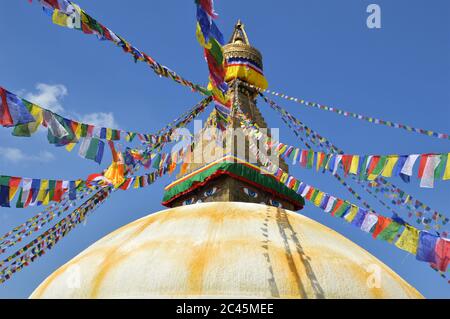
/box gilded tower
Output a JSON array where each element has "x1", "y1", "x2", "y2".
[{"x1": 163, "y1": 21, "x2": 299, "y2": 210}]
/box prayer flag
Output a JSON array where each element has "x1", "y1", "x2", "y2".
[
  {"x1": 341, "y1": 155, "x2": 353, "y2": 176},
  {"x1": 351, "y1": 209, "x2": 368, "y2": 228},
  {"x1": 372, "y1": 215, "x2": 392, "y2": 239},
  {"x1": 349, "y1": 155, "x2": 360, "y2": 175},
  {"x1": 432, "y1": 238, "x2": 449, "y2": 272},
  {"x1": 420, "y1": 155, "x2": 441, "y2": 188},
  {"x1": 395, "y1": 225, "x2": 420, "y2": 255},
  {"x1": 0, "y1": 87, "x2": 14, "y2": 126},
  {"x1": 377, "y1": 221, "x2": 402, "y2": 243},
  {"x1": 416, "y1": 231, "x2": 438, "y2": 263},
  {"x1": 344, "y1": 205, "x2": 359, "y2": 223},
  {"x1": 361, "y1": 212, "x2": 378, "y2": 233},
  {"x1": 381, "y1": 155, "x2": 398, "y2": 177},
  {"x1": 443, "y1": 153, "x2": 450, "y2": 180},
  {"x1": 324, "y1": 196, "x2": 336, "y2": 213},
  {"x1": 8, "y1": 177, "x2": 21, "y2": 202},
  {"x1": 0, "y1": 176, "x2": 10, "y2": 207},
  {"x1": 368, "y1": 156, "x2": 387, "y2": 180},
  {"x1": 12, "y1": 102, "x2": 43, "y2": 137}
]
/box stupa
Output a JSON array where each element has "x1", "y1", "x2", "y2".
[{"x1": 30, "y1": 21, "x2": 423, "y2": 299}]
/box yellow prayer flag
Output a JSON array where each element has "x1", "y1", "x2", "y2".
[
  {"x1": 280, "y1": 173, "x2": 289, "y2": 184},
  {"x1": 316, "y1": 152, "x2": 324, "y2": 172},
  {"x1": 195, "y1": 23, "x2": 212, "y2": 49},
  {"x1": 37, "y1": 180, "x2": 49, "y2": 202},
  {"x1": 313, "y1": 191, "x2": 324, "y2": 207},
  {"x1": 74, "y1": 124, "x2": 82, "y2": 139},
  {"x1": 394, "y1": 225, "x2": 419, "y2": 255},
  {"x1": 43, "y1": 191, "x2": 50, "y2": 206},
  {"x1": 349, "y1": 156, "x2": 360, "y2": 175},
  {"x1": 344, "y1": 205, "x2": 359, "y2": 222},
  {"x1": 133, "y1": 178, "x2": 140, "y2": 189},
  {"x1": 52, "y1": 9, "x2": 69, "y2": 27},
  {"x1": 381, "y1": 155, "x2": 399, "y2": 178},
  {"x1": 106, "y1": 128, "x2": 113, "y2": 141},
  {"x1": 65, "y1": 142, "x2": 77, "y2": 152},
  {"x1": 28, "y1": 105, "x2": 44, "y2": 134},
  {"x1": 443, "y1": 153, "x2": 450, "y2": 180}
]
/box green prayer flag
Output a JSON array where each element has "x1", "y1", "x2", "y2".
[
  {"x1": 371, "y1": 156, "x2": 388, "y2": 176},
  {"x1": 335, "y1": 202, "x2": 350, "y2": 218},
  {"x1": 359, "y1": 156, "x2": 369, "y2": 180},
  {"x1": 86, "y1": 138, "x2": 100, "y2": 160},
  {"x1": 307, "y1": 149, "x2": 314, "y2": 169},
  {"x1": 208, "y1": 38, "x2": 224, "y2": 65},
  {"x1": 48, "y1": 180, "x2": 56, "y2": 201},
  {"x1": 377, "y1": 222, "x2": 402, "y2": 243},
  {"x1": 80, "y1": 124, "x2": 88, "y2": 138},
  {"x1": 15, "y1": 188, "x2": 24, "y2": 208},
  {"x1": 0, "y1": 176, "x2": 10, "y2": 187},
  {"x1": 310, "y1": 189, "x2": 319, "y2": 203},
  {"x1": 434, "y1": 154, "x2": 447, "y2": 179}
]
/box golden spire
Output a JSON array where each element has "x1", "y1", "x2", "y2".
[
  {"x1": 228, "y1": 20, "x2": 250, "y2": 45},
  {"x1": 223, "y1": 20, "x2": 263, "y2": 71}
]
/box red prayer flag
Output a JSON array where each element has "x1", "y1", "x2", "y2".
[
  {"x1": 341, "y1": 155, "x2": 353, "y2": 176},
  {"x1": 367, "y1": 156, "x2": 380, "y2": 175},
  {"x1": 418, "y1": 154, "x2": 430, "y2": 178},
  {"x1": 432, "y1": 238, "x2": 449, "y2": 272},
  {"x1": 300, "y1": 150, "x2": 308, "y2": 167},
  {"x1": 52, "y1": 180, "x2": 64, "y2": 202},
  {"x1": 305, "y1": 187, "x2": 315, "y2": 200},
  {"x1": 0, "y1": 88, "x2": 14, "y2": 127},
  {"x1": 198, "y1": 0, "x2": 219, "y2": 19},
  {"x1": 372, "y1": 215, "x2": 392, "y2": 239},
  {"x1": 331, "y1": 199, "x2": 344, "y2": 216}
]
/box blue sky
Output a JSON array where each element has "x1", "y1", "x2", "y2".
[{"x1": 0, "y1": 0, "x2": 449, "y2": 298}]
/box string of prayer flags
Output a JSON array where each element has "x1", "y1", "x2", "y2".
[
  {"x1": 1, "y1": 87, "x2": 212, "y2": 163},
  {"x1": 0, "y1": 187, "x2": 112, "y2": 284},
  {"x1": 243, "y1": 128, "x2": 449, "y2": 278},
  {"x1": 259, "y1": 94, "x2": 449, "y2": 231},
  {"x1": 194, "y1": 0, "x2": 231, "y2": 129},
  {"x1": 0, "y1": 175, "x2": 85, "y2": 209},
  {"x1": 0, "y1": 138, "x2": 187, "y2": 282},
  {"x1": 239, "y1": 109, "x2": 450, "y2": 188},
  {"x1": 241, "y1": 82, "x2": 450, "y2": 141},
  {"x1": 0, "y1": 186, "x2": 94, "y2": 254},
  {"x1": 32, "y1": 0, "x2": 208, "y2": 95},
  {"x1": 373, "y1": 178, "x2": 449, "y2": 233}
]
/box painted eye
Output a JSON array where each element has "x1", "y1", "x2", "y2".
[
  {"x1": 269, "y1": 199, "x2": 282, "y2": 208},
  {"x1": 243, "y1": 187, "x2": 258, "y2": 198},
  {"x1": 182, "y1": 198, "x2": 195, "y2": 206},
  {"x1": 204, "y1": 187, "x2": 217, "y2": 197}
]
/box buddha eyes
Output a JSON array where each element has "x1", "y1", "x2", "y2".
[
  {"x1": 269, "y1": 199, "x2": 282, "y2": 208},
  {"x1": 182, "y1": 198, "x2": 195, "y2": 206},
  {"x1": 243, "y1": 187, "x2": 258, "y2": 198},
  {"x1": 204, "y1": 187, "x2": 218, "y2": 197}
]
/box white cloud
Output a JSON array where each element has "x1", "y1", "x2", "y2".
[
  {"x1": 22, "y1": 83, "x2": 119, "y2": 129},
  {"x1": 0, "y1": 147, "x2": 55, "y2": 163},
  {"x1": 24, "y1": 83, "x2": 68, "y2": 113},
  {"x1": 80, "y1": 112, "x2": 119, "y2": 128}
]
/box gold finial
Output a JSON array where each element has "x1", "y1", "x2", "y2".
[
  {"x1": 223, "y1": 20, "x2": 263, "y2": 70},
  {"x1": 229, "y1": 19, "x2": 250, "y2": 45}
]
